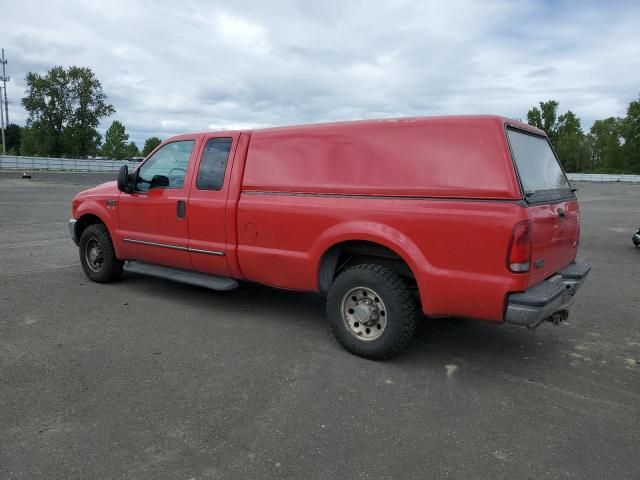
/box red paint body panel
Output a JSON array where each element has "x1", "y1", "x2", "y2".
[
  {"x1": 224, "y1": 132, "x2": 251, "y2": 279},
  {"x1": 236, "y1": 194, "x2": 529, "y2": 321},
  {"x1": 73, "y1": 181, "x2": 122, "y2": 255},
  {"x1": 243, "y1": 116, "x2": 522, "y2": 199},
  {"x1": 527, "y1": 199, "x2": 580, "y2": 286},
  {"x1": 117, "y1": 187, "x2": 193, "y2": 270},
  {"x1": 70, "y1": 115, "x2": 582, "y2": 324}
]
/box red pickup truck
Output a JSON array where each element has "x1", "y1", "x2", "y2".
[{"x1": 69, "y1": 115, "x2": 590, "y2": 359}]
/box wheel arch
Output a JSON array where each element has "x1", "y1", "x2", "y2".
[
  {"x1": 74, "y1": 207, "x2": 124, "y2": 259},
  {"x1": 75, "y1": 213, "x2": 108, "y2": 240},
  {"x1": 317, "y1": 240, "x2": 414, "y2": 290},
  {"x1": 313, "y1": 222, "x2": 433, "y2": 306}
]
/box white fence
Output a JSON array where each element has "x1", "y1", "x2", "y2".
[
  {"x1": 1, "y1": 155, "x2": 639, "y2": 182},
  {"x1": 566, "y1": 173, "x2": 640, "y2": 183},
  {"x1": 0, "y1": 155, "x2": 139, "y2": 172}
]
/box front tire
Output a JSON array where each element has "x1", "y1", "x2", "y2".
[
  {"x1": 326, "y1": 264, "x2": 419, "y2": 359},
  {"x1": 79, "y1": 224, "x2": 123, "y2": 283}
]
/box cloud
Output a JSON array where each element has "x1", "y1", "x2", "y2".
[{"x1": 3, "y1": 0, "x2": 639, "y2": 146}]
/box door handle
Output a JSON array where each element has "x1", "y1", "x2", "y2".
[
  {"x1": 177, "y1": 200, "x2": 186, "y2": 218},
  {"x1": 558, "y1": 207, "x2": 566, "y2": 219}
]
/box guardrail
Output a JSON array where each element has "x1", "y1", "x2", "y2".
[
  {"x1": 566, "y1": 173, "x2": 640, "y2": 183},
  {"x1": 0, "y1": 155, "x2": 139, "y2": 172}
]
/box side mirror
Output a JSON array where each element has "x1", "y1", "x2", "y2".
[
  {"x1": 150, "y1": 175, "x2": 170, "y2": 189},
  {"x1": 117, "y1": 165, "x2": 131, "y2": 193}
]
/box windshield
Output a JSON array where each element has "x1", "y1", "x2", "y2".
[{"x1": 507, "y1": 129, "x2": 572, "y2": 201}]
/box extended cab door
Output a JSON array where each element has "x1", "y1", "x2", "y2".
[
  {"x1": 186, "y1": 133, "x2": 240, "y2": 276},
  {"x1": 118, "y1": 138, "x2": 200, "y2": 270}
]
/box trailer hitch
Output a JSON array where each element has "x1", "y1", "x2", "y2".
[{"x1": 527, "y1": 310, "x2": 569, "y2": 330}]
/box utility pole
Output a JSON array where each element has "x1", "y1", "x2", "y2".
[
  {"x1": 0, "y1": 87, "x2": 5, "y2": 155},
  {"x1": 0, "y1": 49, "x2": 9, "y2": 127}
]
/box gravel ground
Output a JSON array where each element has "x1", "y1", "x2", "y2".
[{"x1": 1, "y1": 170, "x2": 639, "y2": 479}]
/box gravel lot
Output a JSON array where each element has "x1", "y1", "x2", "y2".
[{"x1": 1, "y1": 171, "x2": 639, "y2": 479}]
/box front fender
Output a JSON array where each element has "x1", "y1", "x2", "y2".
[{"x1": 74, "y1": 199, "x2": 121, "y2": 257}]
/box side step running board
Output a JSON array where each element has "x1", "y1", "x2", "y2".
[{"x1": 124, "y1": 261, "x2": 238, "y2": 291}]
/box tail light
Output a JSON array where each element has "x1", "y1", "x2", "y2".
[{"x1": 508, "y1": 220, "x2": 532, "y2": 273}]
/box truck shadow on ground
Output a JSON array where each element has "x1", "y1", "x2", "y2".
[
  {"x1": 409, "y1": 316, "x2": 560, "y2": 362},
  {"x1": 122, "y1": 272, "x2": 565, "y2": 365}
]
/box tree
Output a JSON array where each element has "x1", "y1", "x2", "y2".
[
  {"x1": 21, "y1": 66, "x2": 114, "y2": 157},
  {"x1": 527, "y1": 100, "x2": 589, "y2": 171},
  {"x1": 554, "y1": 111, "x2": 587, "y2": 172},
  {"x1": 19, "y1": 127, "x2": 38, "y2": 156},
  {"x1": 527, "y1": 100, "x2": 560, "y2": 144},
  {"x1": 142, "y1": 136, "x2": 162, "y2": 156},
  {"x1": 620, "y1": 95, "x2": 640, "y2": 173},
  {"x1": 125, "y1": 141, "x2": 140, "y2": 158},
  {"x1": 102, "y1": 120, "x2": 130, "y2": 159},
  {"x1": 2, "y1": 124, "x2": 22, "y2": 154},
  {"x1": 64, "y1": 67, "x2": 114, "y2": 156},
  {"x1": 589, "y1": 117, "x2": 623, "y2": 170},
  {"x1": 21, "y1": 66, "x2": 69, "y2": 156}
]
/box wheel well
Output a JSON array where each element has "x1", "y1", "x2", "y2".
[
  {"x1": 318, "y1": 240, "x2": 417, "y2": 294},
  {"x1": 76, "y1": 214, "x2": 106, "y2": 239}
]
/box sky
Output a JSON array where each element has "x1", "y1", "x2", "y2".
[{"x1": 2, "y1": 0, "x2": 640, "y2": 148}]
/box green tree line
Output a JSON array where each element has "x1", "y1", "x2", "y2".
[
  {"x1": 526, "y1": 98, "x2": 640, "y2": 173},
  {"x1": 1, "y1": 66, "x2": 161, "y2": 159}
]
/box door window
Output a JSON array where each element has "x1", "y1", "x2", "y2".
[
  {"x1": 136, "y1": 140, "x2": 195, "y2": 192},
  {"x1": 196, "y1": 138, "x2": 233, "y2": 190}
]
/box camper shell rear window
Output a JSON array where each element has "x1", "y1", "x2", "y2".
[{"x1": 506, "y1": 128, "x2": 574, "y2": 203}]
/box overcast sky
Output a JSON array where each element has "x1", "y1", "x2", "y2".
[{"x1": 3, "y1": 0, "x2": 640, "y2": 147}]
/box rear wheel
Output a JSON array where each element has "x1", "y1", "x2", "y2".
[
  {"x1": 79, "y1": 224, "x2": 123, "y2": 283},
  {"x1": 326, "y1": 264, "x2": 419, "y2": 359}
]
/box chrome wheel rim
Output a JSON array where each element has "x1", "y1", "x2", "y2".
[
  {"x1": 85, "y1": 238, "x2": 104, "y2": 273},
  {"x1": 340, "y1": 286, "x2": 387, "y2": 342}
]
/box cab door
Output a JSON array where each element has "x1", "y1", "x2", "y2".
[
  {"x1": 186, "y1": 134, "x2": 239, "y2": 276},
  {"x1": 118, "y1": 138, "x2": 200, "y2": 270}
]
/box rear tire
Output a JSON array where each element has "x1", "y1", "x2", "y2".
[
  {"x1": 79, "y1": 224, "x2": 123, "y2": 283},
  {"x1": 326, "y1": 264, "x2": 419, "y2": 359}
]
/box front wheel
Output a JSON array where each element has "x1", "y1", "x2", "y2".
[
  {"x1": 79, "y1": 224, "x2": 124, "y2": 283},
  {"x1": 326, "y1": 264, "x2": 419, "y2": 359}
]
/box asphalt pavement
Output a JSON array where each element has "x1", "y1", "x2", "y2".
[{"x1": 1, "y1": 170, "x2": 638, "y2": 479}]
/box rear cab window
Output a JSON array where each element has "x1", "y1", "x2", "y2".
[
  {"x1": 196, "y1": 138, "x2": 233, "y2": 190},
  {"x1": 506, "y1": 129, "x2": 574, "y2": 203}
]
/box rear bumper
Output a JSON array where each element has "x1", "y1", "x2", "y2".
[{"x1": 505, "y1": 261, "x2": 591, "y2": 327}]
